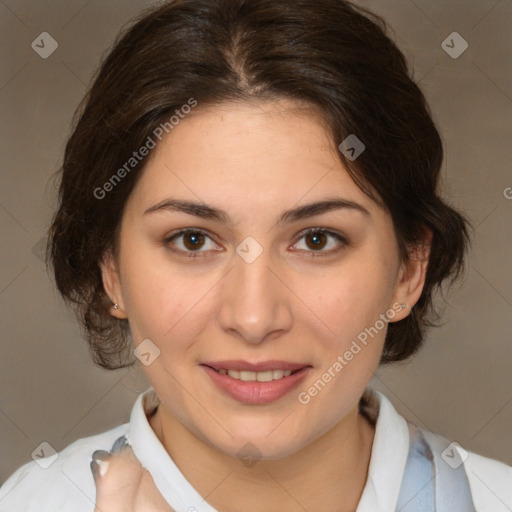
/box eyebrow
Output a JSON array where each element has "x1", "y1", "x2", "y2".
[{"x1": 143, "y1": 197, "x2": 370, "y2": 224}]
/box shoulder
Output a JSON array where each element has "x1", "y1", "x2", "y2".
[
  {"x1": 369, "y1": 389, "x2": 512, "y2": 511},
  {"x1": 0, "y1": 423, "x2": 129, "y2": 512},
  {"x1": 463, "y1": 447, "x2": 512, "y2": 511},
  {"x1": 420, "y1": 428, "x2": 512, "y2": 511}
]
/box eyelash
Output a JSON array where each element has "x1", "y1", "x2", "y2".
[{"x1": 163, "y1": 228, "x2": 348, "y2": 259}]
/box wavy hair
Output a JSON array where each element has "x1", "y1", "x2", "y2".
[{"x1": 47, "y1": 0, "x2": 471, "y2": 369}]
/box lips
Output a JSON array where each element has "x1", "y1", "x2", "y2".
[{"x1": 200, "y1": 360, "x2": 313, "y2": 404}]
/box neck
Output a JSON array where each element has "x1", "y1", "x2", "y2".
[{"x1": 150, "y1": 401, "x2": 375, "y2": 512}]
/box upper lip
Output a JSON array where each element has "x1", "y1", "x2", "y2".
[{"x1": 201, "y1": 360, "x2": 311, "y2": 372}]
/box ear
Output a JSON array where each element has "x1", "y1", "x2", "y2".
[
  {"x1": 99, "y1": 250, "x2": 128, "y2": 319},
  {"x1": 389, "y1": 228, "x2": 433, "y2": 322}
]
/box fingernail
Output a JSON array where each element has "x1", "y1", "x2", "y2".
[
  {"x1": 92, "y1": 449, "x2": 111, "y2": 461},
  {"x1": 90, "y1": 458, "x2": 109, "y2": 478},
  {"x1": 90, "y1": 459, "x2": 99, "y2": 480},
  {"x1": 91, "y1": 449, "x2": 111, "y2": 479},
  {"x1": 110, "y1": 435, "x2": 130, "y2": 454}
]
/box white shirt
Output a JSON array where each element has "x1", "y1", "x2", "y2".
[{"x1": 0, "y1": 387, "x2": 510, "y2": 511}]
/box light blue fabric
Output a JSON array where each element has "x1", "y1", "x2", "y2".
[
  {"x1": 396, "y1": 422, "x2": 477, "y2": 511},
  {"x1": 396, "y1": 423, "x2": 435, "y2": 511}
]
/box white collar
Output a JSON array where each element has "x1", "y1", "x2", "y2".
[
  {"x1": 128, "y1": 388, "x2": 217, "y2": 511},
  {"x1": 127, "y1": 387, "x2": 410, "y2": 512},
  {"x1": 356, "y1": 388, "x2": 410, "y2": 511}
]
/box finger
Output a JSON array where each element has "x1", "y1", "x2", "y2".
[
  {"x1": 92, "y1": 445, "x2": 143, "y2": 512},
  {"x1": 92, "y1": 439, "x2": 174, "y2": 512}
]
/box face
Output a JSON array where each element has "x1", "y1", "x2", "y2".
[{"x1": 102, "y1": 99, "x2": 427, "y2": 460}]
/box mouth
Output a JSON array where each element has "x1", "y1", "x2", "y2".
[
  {"x1": 201, "y1": 360, "x2": 310, "y2": 380},
  {"x1": 202, "y1": 366, "x2": 304, "y2": 382},
  {"x1": 200, "y1": 360, "x2": 312, "y2": 404}
]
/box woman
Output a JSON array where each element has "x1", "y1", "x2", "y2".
[{"x1": 0, "y1": 0, "x2": 510, "y2": 510}]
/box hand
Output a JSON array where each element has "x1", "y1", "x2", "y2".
[{"x1": 91, "y1": 436, "x2": 174, "y2": 511}]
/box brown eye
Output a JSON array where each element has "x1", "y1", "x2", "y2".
[
  {"x1": 164, "y1": 229, "x2": 221, "y2": 258},
  {"x1": 293, "y1": 228, "x2": 348, "y2": 256},
  {"x1": 182, "y1": 231, "x2": 206, "y2": 250},
  {"x1": 304, "y1": 231, "x2": 328, "y2": 250}
]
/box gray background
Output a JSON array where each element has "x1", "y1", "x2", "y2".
[{"x1": 1, "y1": 0, "x2": 511, "y2": 483}]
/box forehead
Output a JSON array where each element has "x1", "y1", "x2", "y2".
[{"x1": 125, "y1": 99, "x2": 381, "y2": 220}]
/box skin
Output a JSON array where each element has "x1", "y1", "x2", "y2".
[
  {"x1": 93, "y1": 445, "x2": 174, "y2": 512},
  {"x1": 100, "y1": 98, "x2": 431, "y2": 512}
]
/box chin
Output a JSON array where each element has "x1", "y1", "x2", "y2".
[{"x1": 199, "y1": 427, "x2": 307, "y2": 462}]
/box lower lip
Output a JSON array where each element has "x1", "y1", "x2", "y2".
[{"x1": 201, "y1": 365, "x2": 312, "y2": 405}]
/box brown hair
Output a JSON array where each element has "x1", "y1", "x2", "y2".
[{"x1": 47, "y1": 0, "x2": 471, "y2": 369}]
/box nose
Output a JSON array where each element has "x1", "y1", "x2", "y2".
[{"x1": 217, "y1": 243, "x2": 293, "y2": 344}]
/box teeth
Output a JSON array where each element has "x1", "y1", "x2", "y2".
[
  {"x1": 272, "y1": 369, "x2": 284, "y2": 380},
  {"x1": 220, "y1": 368, "x2": 294, "y2": 381},
  {"x1": 239, "y1": 370, "x2": 256, "y2": 381},
  {"x1": 256, "y1": 371, "x2": 273, "y2": 382}
]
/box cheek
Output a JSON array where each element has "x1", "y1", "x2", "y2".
[
  {"x1": 121, "y1": 251, "x2": 220, "y2": 350},
  {"x1": 299, "y1": 255, "x2": 397, "y2": 344},
  {"x1": 291, "y1": 260, "x2": 393, "y2": 425}
]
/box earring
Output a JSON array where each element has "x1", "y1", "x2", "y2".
[
  {"x1": 401, "y1": 304, "x2": 409, "y2": 310},
  {"x1": 113, "y1": 303, "x2": 119, "y2": 310}
]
